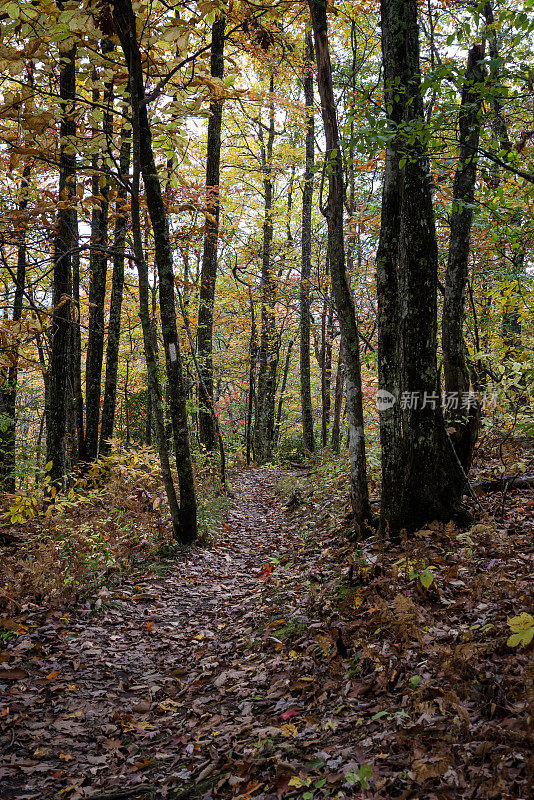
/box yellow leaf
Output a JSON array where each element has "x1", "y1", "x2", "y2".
[
  {"x1": 288, "y1": 777, "x2": 304, "y2": 788},
  {"x1": 507, "y1": 612, "x2": 534, "y2": 633}
]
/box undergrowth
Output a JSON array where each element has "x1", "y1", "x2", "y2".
[{"x1": 0, "y1": 444, "x2": 231, "y2": 612}]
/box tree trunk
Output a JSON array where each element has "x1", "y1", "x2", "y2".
[
  {"x1": 0, "y1": 160, "x2": 30, "y2": 492},
  {"x1": 300, "y1": 31, "x2": 315, "y2": 454},
  {"x1": 274, "y1": 339, "x2": 293, "y2": 445},
  {"x1": 254, "y1": 75, "x2": 278, "y2": 463},
  {"x1": 245, "y1": 288, "x2": 257, "y2": 465},
  {"x1": 331, "y1": 340, "x2": 344, "y2": 453},
  {"x1": 46, "y1": 35, "x2": 76, "y2": 489},
  {"x1": 376, "y1": 0, "x2": 469, "y2": 538},
  {"x1": 321, "y1": 292, "x2": 333, "y2": 447},
  {"x1": 198, "y1": 14, "x2": 225, "y2": 453},
  {"x1": 308, "y1": 0, "x2": 371, "y2": 532},
  {"x1": 71, "y1": 209, "x2": 86, "y2": 464},
  {"x1": 442, "y1": 44, "x2": 486, "y2": 472},
  {"x1": 99, "y1": 130, "x2": 130, "y2": 455},
  {"x1": 130, "y1": 161, "x2": 182, "y2": 536},
  {"x1": 484, "y1": 4, "x2": 525, "y2": 390},
  {"x1": 85, "y1": 42, "x2": 113, "y2": 461},
  {"x1": 113, "y1": 0, "x2": 197, "y2": 542}
]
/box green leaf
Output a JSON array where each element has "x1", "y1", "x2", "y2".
[
  {"x1": 358, "y1": 764, "x2": 372, "y2": 789},
  {"x1": 372, "y1": 710, "x2": 388, "y2": 720},
  {"x1": 420, "y1": 569, "x2": 434, "y2": 589},
  {"x1": 408, "y1": 675, "x2": 422, "y2": 689}
]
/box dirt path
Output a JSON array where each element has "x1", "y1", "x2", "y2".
[
  {"x1": 3, "y1": 468, "x2": 532, "y2": 800},
  {"x1": 1, "y1": 468, "x2": 308, "y2": 799}
]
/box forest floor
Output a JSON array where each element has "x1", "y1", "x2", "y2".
[{"x1": 1, "y1": 464, "x2": 533, "y2": 800}]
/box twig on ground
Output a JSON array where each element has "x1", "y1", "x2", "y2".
[{"x1": 88, "y1": 785, "x2": 196, "y2": 800}]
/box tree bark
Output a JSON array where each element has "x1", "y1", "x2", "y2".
[
  {"x1": 321, "y1": 291, "x2": 333, "y2": 447},
  {"x1": 274, "y1": 339, "x2": 293, "y2": 445},
  {"x1": 70, "y1": 208, "x2": 86, "y2": 464},
  {"x1": 85, "y1": 41, "x2": 113, "y2": 461},
  {"x1": 113, "y1": 0, "x2": 197, "y2": 543},
  {"x1": 442, "y1": 44, "x2": 486, "y2": 472},
  {"x1": 100, "y1": 130, "x2": 130, "y2": 455},
  {"x1": 376, "y1": 0, "x2": 470, "y2": 538},
  {"x1": 254, "y1": 75, "x2": 278, "y2": 463},
  {"x1": 245, "y1": 288, "x2": 257, "y2": 465},
  {"x1": 300, "y1": 31, "x2": 315, "y2": 454},
  {"x1": 331, "y1": 340, "x2": 344, "y2": 453},
  {"x1": 130, "y1": 154, "x2": 182, "y2": 536},
  {"x1": 46, "y1": 35, "x2": 76, "y2": 489},
  {"x1": 0, "y1": 160, "x2": 31, "y2": 491},
  {"x1": 308, "y1": 0, "x2": 371, "y2": 533},
  {"x1": 198, "y1": 14, "x2": 225, "y2": 453}
]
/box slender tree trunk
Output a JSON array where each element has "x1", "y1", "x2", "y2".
[
  {"x1": 300, "y1": 31, "x2": 315, "y2": 454},
  {"x1": 321, "y1": 293, "x2": 333, "y2": 447},
  {"x1": 442, "y1": 44, "x2": 486, "y2": 472},
  {"x1": 245, "y1": 289, "x2": 257, "y2": 465},
  {"x1": 274, "y1": 339, "x2": 293, "y2": 445},
  {"x1": 99, "y1": 130, "x2": 130, "y2": 455},
  {"x1": 113, "y1": 0, "x2": 197, "y2": 542},
  {"x1": 85, "y1": 42, "x2": 113, "y2": 461},
  {"x1": 502, "y1": 217, "x2": 525, "y2": 363},
  {"x1": 308, "y1": 0, "x2": 371, "y2": 532},
  {"x1": 376, "y1": 0, "x2": 469, "y2": 538},
  {"x1": 484, "y1": 3, "x2": 524, "y2": 386},
  {"x1": 198, "y1": 14, "x2": 225, "y2": 452},
  {"x1": 0, "y1": 160, "x2": 31, "y2": 491},
  {"x1": 124, "y1": 360, "x2": 130, "y2": 447},
  {"x1": 71, "y1": 209, "x2": 86, "y2": 463},
  {"x1": 130, "y1": 165, "x2": 182, "y2": 535},
  {"x1": 331, "y1": 340, "x2": 344, "y2": 453},
  {"x1": 46, "y1": 36, "x2": 76, "y2": 489},
  {"x1": 254, "y1": 75, "x2": 278, "y2": 463}
]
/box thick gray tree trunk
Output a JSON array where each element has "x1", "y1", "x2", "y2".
[{"x1": 376, "y1": 0, "x2": 470, "y2": 538}]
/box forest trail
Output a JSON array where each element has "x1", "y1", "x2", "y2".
[
  {"x1": 3, "y1": 467, "x2": 533, "y2": 800},
  {"x1": 2, "y1": 468, "x2": 316, "y2": 800}
]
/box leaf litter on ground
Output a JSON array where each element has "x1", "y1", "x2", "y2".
[{"x1": 0, "y1": 459, "x2": 533, "y2": 799}]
